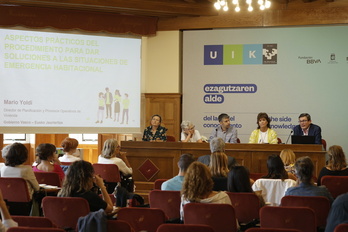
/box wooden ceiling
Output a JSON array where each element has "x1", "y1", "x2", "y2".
[
  {"x1": 1, "y1": 0, "x2": 345, "y2": 33},
  {"x1": 0, "y1": 0, "x2": 218, "y2": 18},
  {"x1": 0, "y1": 0, "x2": 336, "y2": 19}
]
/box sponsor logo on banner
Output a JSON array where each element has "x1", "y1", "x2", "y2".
[
  {"x1": 297, "y1": 56, "x2": 321, "y2": 64},
  {"x1": 204, "y1": 43, "x2": 277, "y2": 65},
  {"x1": 328, "y1": 53, "x2": 338, "y2": 64}
]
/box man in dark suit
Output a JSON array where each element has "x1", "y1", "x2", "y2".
[{"x1": 293, "y1": 113, "x2": 322, "y2": 144}]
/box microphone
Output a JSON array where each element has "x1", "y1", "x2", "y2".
[{"x1": 285, "y1": 130, "x2": 293, "y2": 144}]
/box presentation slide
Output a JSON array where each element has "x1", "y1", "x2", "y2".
[
  {"x1": 183, "y1": 26, "x2": 348, "y2": 153},
  {"x1": 0, "y1": 28, "x2": 141, "y2": 133}
]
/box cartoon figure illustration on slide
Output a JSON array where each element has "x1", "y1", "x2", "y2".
[
  {"x1": 96, "y1": 92, "x2": 105, "y2": 124},
  {"x1": 104, "y1": 87, "x2": 113, "y2": 119},
  {"x1": 113, "y1": 89, "x2": 122, "y2": 122},
  {"x1": 120, "y1": 93, "x2": 129, "y2": 125}
]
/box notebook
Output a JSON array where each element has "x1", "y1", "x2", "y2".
[{"x1": 291, "y1": 135, "x2": 315, "y2": 144}]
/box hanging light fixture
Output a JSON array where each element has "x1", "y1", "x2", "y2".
[{"x1": 214, "y1": 0, "x2": 271, "y2": 12}]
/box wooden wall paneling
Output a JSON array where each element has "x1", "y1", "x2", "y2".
[
  {"x1": 35, "y1": 134, "x2": 69, "y2": 147},
  {"x1": 78, "y1": 144, "x2": 98, "y2": 164},
  {"x1": 250, "y1": 151, "x2": 274, "y2": 173},
  {"x1": 0, "y1": 134, "x2": 3, "y2": 163},
  {"x1": 230, "y1": 151, "x2": 252, "y2": 168},
  {"x1": 145, "y1": 93, "x2": 182, "y2": 141}
]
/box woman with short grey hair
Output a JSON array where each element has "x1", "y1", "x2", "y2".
[
  {"x1": 97, "y1": 139, "x2": 132, "y2": 176},
  {"x1": 181, "y1": 120, "x2": 202, "y2": 143}
]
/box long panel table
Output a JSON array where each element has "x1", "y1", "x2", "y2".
[{"x1": 121, "y1": 141, "x2": 325, "y2": 189}]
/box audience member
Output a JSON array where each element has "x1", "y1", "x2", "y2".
[
  {"x1": 161, "y1": 153, "x2": 195, "y2": 191},
  {"x1": 197, "y1": 137, "x2": 236, "y2": 169},
  {"x1": 249, "y1": 112, "x2": 278, "y2": 144},
  {"x1": 210, "y1": 113, "x2": 238, "y2": 143},
  {"x1": 59, "y1": 137, "x2": 81, "y2": 163},
  {"x1": 252, "y1": 154, "x2": 296, "y2": 206},
  {"x1": 0, "y1": 189, "x2": 18, "y2": 231},
  {"x1": 98, "y1": 139, "x2": 132, "y2": 176},
  {"x1": 285, "y1": 156, "x2": 333, "y2": 202},
  {"x1": 227, "y1": 166, "x2": 265, "y2": 207},
  {"x1": 1, "y1": 145, "x2": 10, "y2": 159},
  {"x1": 1, "y1": 143, "x2": 40, "y2": 197},
  {"x1": 33, "y1": 143, "x2": 65, "y2": 181},
  {"x1": 262, "y1": 154, "x2": 297, "y2": 181},
  {"x1": 180, "y1": 120, "x2": 202, "y2": 143},
  {"x1": 293, "y1": 113, "x2": 322, "y2": 144},
  {"x1": 0, "y1": 145, "x2": 11, "y2": 170},
  {"x1": 142, "y1": 114, "x2": 168, "y2": 142},
  {"x1": 280, "y1": 149, "x2": 296, "y2": 175},
  {"x1": 210, "y1": 152, "x2": 229, "y2": 191},
  {"x1": 180, "y1": 161, "x2": 231, "y2": 220},
  {"x1": 318, "y1": 145, "x2": 348, "y2": 186},
  {"x1": 325, "y1": 193, "x2": 348, "y2": 232},
  {"x1": 58, "y1": 160, "x2": 113, "y2": 213}
]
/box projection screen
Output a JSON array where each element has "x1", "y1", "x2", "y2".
[{"x1": 0, "y1": 28, "x2": 141, "y2": 134}]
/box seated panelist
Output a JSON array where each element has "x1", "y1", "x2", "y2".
[
  {"x1": 249, "y1": 112, "x2": 278, "y2": 144},
  {"x1": 181, "y1": 120, "x2": 202, "y2": 143},
  {"x1": 142, "y1": 114, "x2": 167, "y2": 142},
  {"x1": 210, "y1": 113, "x2": 238, "y2": 143},
  {"x1": 293, "y1": 113, "x2": 322, "y2": 144}
]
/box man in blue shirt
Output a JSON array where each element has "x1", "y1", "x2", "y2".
[
  {"x1": 161, "y1": 153, "x2": 194, "y2": 191},
  {"x1": 210, "y1": 113, "x2": 238, "y2": 143}
]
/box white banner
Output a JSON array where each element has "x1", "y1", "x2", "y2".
[{"x1": 183, "y1": 26, "x2": 348, "y2": 153}]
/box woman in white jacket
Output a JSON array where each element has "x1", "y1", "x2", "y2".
[{"x1": 97, "y1": 139, "x2": 132, "y2": 176}]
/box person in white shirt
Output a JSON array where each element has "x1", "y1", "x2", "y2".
[
  {"x1": 97, "y1": 139, "x2": 132, "y2": 176},
  {"x1": 0, "y1": 189, "x2": 18, "y2": 231},
  {"x1": 1, "y1": 143, "x2": 40, "y2": 198},
  {"x1": 59, "y1": 137, "x2": 81, "y2": 163},
  {"x1": 181, "y1": 120, "x2": 202, "y2": 143}
]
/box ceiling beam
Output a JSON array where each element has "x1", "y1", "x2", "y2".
[{"x1": 0, "y1": 0, "x2": 218, "y2": 17}]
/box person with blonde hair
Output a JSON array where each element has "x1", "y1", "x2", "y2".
[
  {"x1": 180, "y1": 161, "x2": 231, "y2": 220},
  {"x1": 210, "y1": 152, "x2": 229, "y2": 191},
  {"x1": 97, "y1": 139, "x2": 132, "y2": 176},
  {"x1": 317, "y1": 145, "x2": 348, "y2": 186},
  {"x1": 280, "y1": 149, "x2": 296, "y2": 175},
  {"x1": 59, "y1": 137, "x2": 81, "y2": 163},
  {"x1": 180, "y1": 120, "x2": 202, "y2": 143}
]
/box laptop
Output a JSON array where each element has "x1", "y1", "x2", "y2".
[{"x1": 291, "y1": 135, "x2": 315, "y2": 144}]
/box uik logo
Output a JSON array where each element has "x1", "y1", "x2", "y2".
[{"x1": 204, "y1": 43, "x2": 277, "y2": 65}]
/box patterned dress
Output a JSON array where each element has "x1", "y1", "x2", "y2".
[{"x1": 142, "y1": 126, "x2": 167, "y2": 141}]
